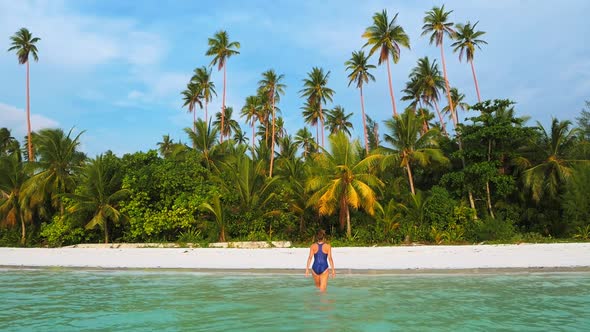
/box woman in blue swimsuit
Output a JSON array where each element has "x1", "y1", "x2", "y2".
[{"x1": 305, "y1": 230, "x2": 335, "y2": 291}]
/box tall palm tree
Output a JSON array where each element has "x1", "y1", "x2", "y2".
[
  {"x1": 0, "y1": 153, "x2": 31, "y2": 244},
  {"x1": 325, "y1": 106, "x2": 354, "y2": 136},
  {"x1": 241, "y1": 95, "x2": 262, "y2": 150},
  {"x1": 301, "y1": 99, "x2": 322, "y2": 146},
  {"x1": 442, "y1": 87, "x2": 470, "y2": 124},
  {"x1": 157, "y1": 134, "x2": 174, "y2": 158},
  {"x1": 191, "y1": 66, "x2": 217, "y2": 121},
  {"x1": 362, "y1": 10, "x2": 410, "y2": 117},
  {"x1": 345, "y1": 50, "x2": 376, "y2": 153},
  {"x1": 521, "y1": 119, "x2": 586, "y2": 202},
  {"x1": 380, "y1": 109, "x2": 448, "y2": 195},
  {"x1": 422, "y1": 5, "x2": 457, "y2": 128},
  {"x1": 307, "y1": 132, "x2": 383, "y2": 238},
  {"x1": 452, "y1": 21, "x2": 487, "y2": 103},
  {"x1": 66, "y1": 155, "x2": 128, "y2": 243},
  {"x1": 409, "y1": 57, "x2": 446, "y2": 133},
  {"x1": 233, "y1": 128, "x2": 248, "y2": 145},
  {"x1": 181, "y1": 83, "x2": 203, "y2": 135},
  {"x1": 205, "y1": 30, "x2": 240, "y2": 143},
  {"x1": 258, "y1": 70, "x2": 286, "y2": 177},
  {"x1": 8, "y1": 28, "x2": 40, "y2": 161},
  {"x1": 300, "y1": 67, "x2": 334, "y2": 147},
  {"x1": 22, "y1": 128, "x2": 85, "y2": 216},
  {"x1": 213, "y1": 106, "x2": 240, "y2": 139}
]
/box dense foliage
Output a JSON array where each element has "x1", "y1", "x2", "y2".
[{"x1": 2, "y1": 6, "x2": 589, "y2": 247}]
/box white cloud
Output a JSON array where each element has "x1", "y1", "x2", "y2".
[{"x1": 0, "y1": 102, "x2": 59, "y2": 139}]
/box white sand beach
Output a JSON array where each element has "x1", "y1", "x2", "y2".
[{"x1": 1, "y1": 243, "x2": 589, "y2": 271}]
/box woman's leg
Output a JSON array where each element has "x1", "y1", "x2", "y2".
[
  {"x1": 312, "y1": 271, "x2": 321, "y2": 288},
  {"x1": 319, "y1": 270, "x2": 330, "y2": 292}
]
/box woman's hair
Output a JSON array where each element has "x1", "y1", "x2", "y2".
[{"x1": 316, "y1": 229, "x2": 326, "y2": 241}]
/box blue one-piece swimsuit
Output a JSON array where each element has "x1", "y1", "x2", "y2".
[{"x1": 312, "y1": 243, "x2": 329, "y2": 275}]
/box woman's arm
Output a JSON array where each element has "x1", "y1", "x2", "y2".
[
  {"x1": 328, "y1": 245, "x2": 335, "y2": 277},
  {"x1": 305, "y1": 246, "x2": 314, "y2": 276}
]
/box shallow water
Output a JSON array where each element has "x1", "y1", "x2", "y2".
[{"x1": 1, "y1": 269, "x2": 589, "y2": 331}]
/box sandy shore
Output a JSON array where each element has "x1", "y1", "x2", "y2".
[{"x1": 0, "y1": 243, "x2": 589, "y2": 271}]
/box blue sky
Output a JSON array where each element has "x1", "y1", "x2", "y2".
[{"x1": 1, "y1": 0, "x2": 589, "y2": 157}]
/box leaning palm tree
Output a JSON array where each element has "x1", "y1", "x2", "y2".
[
  {"x1": 258, "y1": 70, "x2": 286, "y2": 177},
  {"x1": 422, "y1": 5, "x2": 456, "y2": 128},
  {"x1": 306, "y1": 132, "x2": 383, "y2": 238},
  {"x1": 8, "y1": 28, "x2": 40, "y2": 161},
  {"x1": 205, "y1": 30, "x2": 240, "y2": 143},
  {"x1": 442, "y1": 87, "x2": 470, "y2": 124},
  {"x1": 191, "y1": 66, "x2": 217, "y2": 121},
  {"x1": 300, "y1": 67, "x2": 334, "y2": 147},
  {"x1": 241, "y1": 95, "x2": 262, "y2": 150},
  {"x1": 325, "y1": 106, "x2": 354, "y2": 136},
  {"x1": 66, "y1": 155, "x2": 128, "y2": 243},
  {"x1": 362, "y1": 10, "x2": 410, "y2": 117},
  {"x1": 380, "y1": 109, "x2": 448, "y2": 195},
  {"x1": 452, "y1": 21, "x2": 487, "y2": 103},
  {"x1": 181, "y1": 83, "x2": 203, "y2": 135},
  {"x1": 345, "y1": 50, "x2": 376, "y2": 153}
]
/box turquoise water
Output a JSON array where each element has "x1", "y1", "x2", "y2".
[{"x1": 1, "y1": 269, "x2": 589, "y2": 331}]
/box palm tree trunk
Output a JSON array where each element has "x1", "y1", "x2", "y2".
[
  {"x1": 440, "y1": 41, "x2": 456, "y2": 129},
  {"x1": 385, "y1": 57, "x2": 398, "y2": 117},
  {"x1": 269, "y1": 93, "x2": 276, "y2": 177},
  {"x1": 346, "y1": 205, "x2": 351, "y2": 239},
  {"x1": 104, "y1": 220, "x2": 109, "y2": 244},
  {"x1": 418, "y1": 100, "x2": 429, "y2": 133},
  {"x1": 251, "y1": 122, "x2": 255, "y2": 151},
  {"x1": 486, "y1": 139, "x2": 495, "y2": 218},
  {"x1": 221, "y1": 64, "x2": 226, "y2": 143},
  {"x1": 360, "y1": 86, "x2": 369, "y2": 154},
  {"x1": 26, "y1": 60, "x2": 33, "y2": 161},
  {"x1": 319, "y1": 102, "x2": 325, "y2": 147},
  {"x1": 220, "y1": 225, "x2": 226, "y2": 242},
  {"x1": 406, "y1": 161, "x2": 416, "y2": 195},
  {"x1": 20, "y1": 216, "x2": 26, "y2": 245},
  {"x1": 205, "y1": 100, "x2": 209, "y2": 124},
  {"x1": 433, "y1": 101, "x2": 447, "y2": 135},
  {"x1": 316, "y1": 123, "x2": 319, "y2": 146},
  {"x1": 470, "y1": 59, "x2": 482, "y2": 103},
  {"x1": 192, "y1": 111, "x2": 196, "y2": 149}
]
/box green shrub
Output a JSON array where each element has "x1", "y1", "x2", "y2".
[
  {"x1": 40, "y1": 217, "x2": 89, "y2": 247},
  {"x1": 467, "y1": 217, "x2": 515, "y2": 242}
]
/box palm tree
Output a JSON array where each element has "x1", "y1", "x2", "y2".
[
  {"x1": 409, "y1": 57, "x2": 446, "y2": 133},
  {"x1": 0, "y1": 128, "x2": 20, "y2": 157},
  {"x1": 191, "y1": 66, "x2": 217, "y2": 121},
  {"x1": 521, "y1": 119, "x2": 586, "y2": 202},
  {"x1": 8, "y1": 28, "x2": 40, "y2": 161},
  {"x1": 307, "y1": 132, "x2": 383, "y2": 238},
  {"x1": 300, "y1": 67, "x2": 334, "y2": 147},
  {"x1": 181, "y1": 83, "x2": 203, "y2": 135},
  {"x1": 295, "y1": 127, "x2": 317, "y2": 159},
  {"x1": 325, "y1": 106, "x2": 354, "y2": 136},
  {"x1": 241, "y1": 95, "x2": 262, "y2": 150},
  {"x1": 0, "y1": 153, "x2": 31, "y2": 244},
  {"x1": 66, "y1": 155, "x2": 128, "y2": 243},
  {"x1": 184, "y1": 119, "x2": 219, "y2": 169},
  {"x1": 443, "y1": 88, "x2": 470, "y2": 124},
  {"x1": 157, "y1": 135, "x2": 174, "y2": 158},
  {"x1": 362, "y1": 10, "x2": 410, "y2": 117},
  {"x1": 380, "y1": 109, "x2": 448, "y2": 195},
  {"x1": 452, "y1": 21, "x2": 487, "y2": 103},
  {"x1": 22, "y1": 128, "x2": 85, "y2": 216},
  {"x1": 233, "y1": 128, "x2": 248, "y2": 145},
  {"x1": 345, "y1": 50, "x2": 376, "y2": 153},
  {"x1": 200, "y1": 193, "x2": 227, "y2": 242},
  {"x1": 258, "y1": 70, "x2": 286, "y2": 177},
  {"x1": 301, "y1": 99, "x2": 322, "y2": 146},
  {"x1": 205, "y1": 30, "x2": 240, "y2": 143},
  {"x1": 213, "y1": 106, "x2": 240, "y2": 139},
  {"x1": 422, "y1": 5, "x2": 457, "y2": 128}
]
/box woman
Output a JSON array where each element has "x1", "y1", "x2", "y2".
[{"x1": 305, "y1": 229, "x2": 335, "y2": 291}]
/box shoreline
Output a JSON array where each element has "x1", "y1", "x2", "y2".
[{"x1": 1, "y1": 243, "x2": 589, "y2": 271}]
